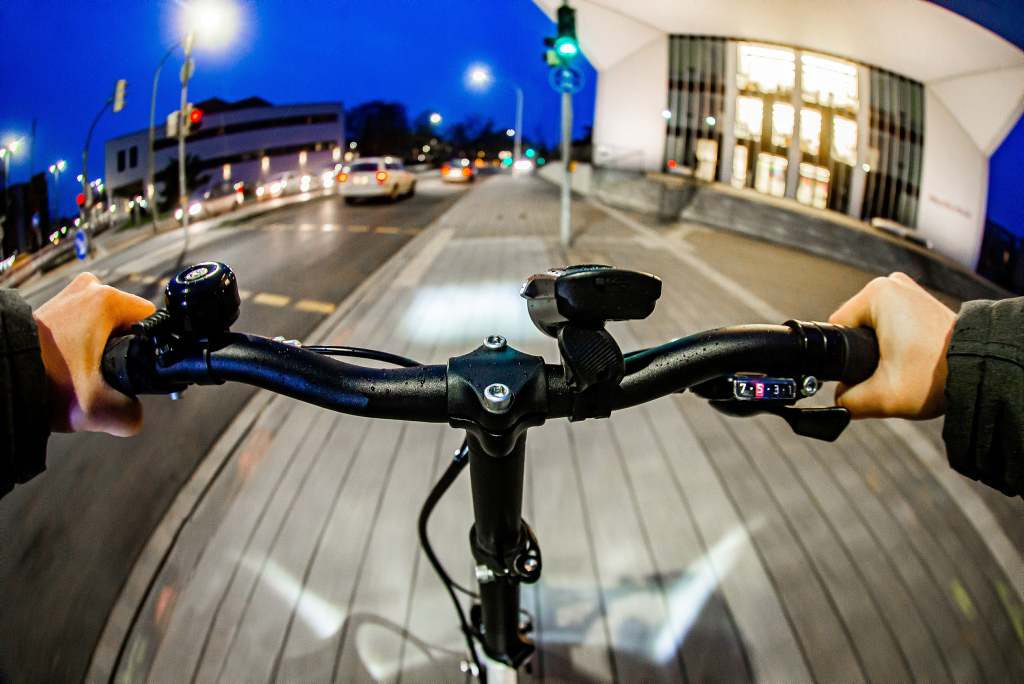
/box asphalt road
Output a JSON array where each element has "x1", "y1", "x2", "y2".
[{"x1": 0, "y1": 176, "x2": 470, "y2": 682}]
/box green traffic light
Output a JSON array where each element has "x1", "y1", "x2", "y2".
[
  {"x1": 555, "y1": 36, "x2": 578, "y2": 57},
  {"x1": 525, "y1": 149, "x2": 535, "y2": 158}
]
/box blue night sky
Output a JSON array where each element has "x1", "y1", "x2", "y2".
[{"x1": 0, "y1": 0, "x2": 1020, "y2": 233}]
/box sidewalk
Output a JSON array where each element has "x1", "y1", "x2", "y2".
[{"x1": 93, "y1": 175, "x2": 1024, "y2": 682}]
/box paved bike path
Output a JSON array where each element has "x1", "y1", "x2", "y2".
[{"x1": 91, "y1": 175, "x2": 1024, "y2": 682}]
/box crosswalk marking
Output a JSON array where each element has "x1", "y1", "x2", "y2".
[
  {"x1": 252, "y1": 293, "x2": 290, "y2": 307},
  {"x1": 295, "y1": 299, "x2": 336, "y2": 315},
  {"x1": 255, "y1": 223, "x2": 418, "y2": 235}
]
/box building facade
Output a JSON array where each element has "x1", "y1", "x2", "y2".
[
  {"x1": 533, "y1": 0, "x2": 1024, "y2": 269},
  {"x1": 104, "y1": 97, "x2": 345, "y2": 203}
]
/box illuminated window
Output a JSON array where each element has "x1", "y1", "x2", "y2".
[
  {"x1": 771, "y1": 103, "x2": 794, "y2": 148},
  {"x1": 832, "y1": 116, "x2": 858, "y2": 165},
  {"x1": 735, "y1": 96, "x2": 764, "y2": 141},
  {"x1": 755, "y1": 153, "x2": 788, "y2": 197},
  {"x1": 799, "y1": 109, "x2": 822, "y2": 156},
  {"x1": 797, "y1": 163, "x2": 830, "y2": 209},
  {"x1": 222, "y1": 163, "x2": 231, "y2": 180},
  {"x1": 737, "y1": 44, "x2": 795, "y2": 94},
  {"x1": 801, "y1": 53, "x2": 858, "y2": 111},
  {"x1": 732, "y1": 145, "x2": 748, "y2": 188}
]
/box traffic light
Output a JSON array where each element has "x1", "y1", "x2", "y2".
[
  {"x1": 166, "y1": 110, "x2": 179, "y2": 138},
  {"x1": 182, "y1": 103, "x2": 203, "y2": 135},
  {"x1": 76, "y1": 193, "x2": 86, "y2": 207},
  {"x1": 554, "y1": 4, "x2": 579, "y2": 60},
  {"x1": 113, "y1": 79, "x2": 128, "y2": 113}
]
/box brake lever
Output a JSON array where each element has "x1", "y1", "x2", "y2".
[{"x1": 693, "y1": 374, "x2": 851, "y2": 442}]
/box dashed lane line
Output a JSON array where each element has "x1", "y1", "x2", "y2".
[
  {"x1": 252, "y1": 293, "x2": 291, "y2": 307},
  {"x1": 294, "y1": 299, "x2": 337, "y2": 315},
  {"x1": 375, "y1": 226, "x2": 399, "y2": 234}
]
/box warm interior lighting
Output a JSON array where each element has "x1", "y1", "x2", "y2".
[
  {"x1": 734, "y1": 96, "x2": 764, "y2": 141},
  {"x1": 832, "y1": 116, "x2": 858, "y2": 165},
  {"x1": 771, "y1": 103, "x2": 794, "y2": 147},
  {"x1": 754, "y1": 153, "x2": 788, "y2": 197},
  {"x1": 797, "y1": 163, "x2": 831, "y2": 209},
  {"x1": 799, "y1": 109, "x2": 822, "y2": 155},
  {"x1": 737, "y1": 44, "x2": 795, "y2": 94},
  {"x1": 802, "y1": 52, "x2": 859, "y2": 110}
]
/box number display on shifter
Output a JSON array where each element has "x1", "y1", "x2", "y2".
[{"x1": 733, "y1": 375, "x2": 796, "y2": 401}]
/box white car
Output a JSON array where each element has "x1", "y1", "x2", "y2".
[
  {"x1": 336, "y1": 157, "x2": 416, "y2": 203},
  {"x1": 256, "y1": 171, "x2": 300, "y2": 201},
  {"x1": 441, "y1": 158, "x2": 475, "y2": 183},
  {"x1": 198, "y1": 181, "x2": 244, "y2": 216}
]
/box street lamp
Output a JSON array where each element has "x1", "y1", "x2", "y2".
[
  {"x1": 1, "y1": 138, "x2": 25, "y2": 260},
  {"x1": 429, "y1": 112, "x2": 442, "y2": 125},
  {"x1": 48, "y1": 160, "x2": 66, "y2": 219},
  {"x1": 468, "y1": 66, "x2": 524, "y2": 164}
]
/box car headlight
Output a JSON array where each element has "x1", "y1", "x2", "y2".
[
  {"x1": 174, "y1": 208, "x2": 183, "y2": 220},
  {"x1": 189, "y1": 203, "x2": 202, "y2": 216},
  {"x1": 256, "y1": 186, "x2": 265, "y2": 196}
]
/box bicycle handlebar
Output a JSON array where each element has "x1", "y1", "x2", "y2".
[{"x1": 103, "y1": 321, "x2": 878, "y2": 423}]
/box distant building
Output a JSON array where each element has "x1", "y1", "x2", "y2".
[
  {"x1": 532, "y1": 0, "x2": 1024, "y2": 269},
  {"x1": 1, "y1": 172, "x2": 50, "y2": 257},
  {"x1": 104, "y1": 97, "x2": 345, "y2": 202},
  {"x1": 977, "y1": 219, "x2": 1024, "y2": 294}
]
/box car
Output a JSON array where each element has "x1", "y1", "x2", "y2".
[
  {"x1": 255, "y1": 171, "x2": 300, "y2": 201},
  {"x1": 197, "y1": 181, "x2": 244, "y2": 217},
  {"x1": 300, "y1": 165, "x2": 341, "y2": 193},
  {"x1": 441, "y1": 158, "x2": 475, "y2": 183},
  {"x1": 336, "y1": 156, "x2": 416, "y2": 203}
]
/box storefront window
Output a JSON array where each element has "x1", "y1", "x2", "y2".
[
  {"x1": 799, "y1": 109, "x2": 822, "y2": 155},
  {"x1": 801, "y1": 53, "x2": 858, "y2": 111},
  {"x1": 735, "y1": 96, "x2": 764, "y2": 141},
  {"x1": 832, "y1": 116, "x2": 858, "y2": 165},
  {"x1": 737, "y1": 44, "x2": 795, "y2": 94},
  {"x1": 771, "y1": 103, "x2": 794, "y2": 148}
]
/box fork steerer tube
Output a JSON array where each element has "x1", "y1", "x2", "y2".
[{"x1": 467, "y1": 433, "x2": 534, "y2": 667}]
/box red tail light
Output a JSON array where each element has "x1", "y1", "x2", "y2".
[
  {"x1": 441, "y1": 166, "x2": 450, "y2": 175},
  {"x1": 376, "y1": 171, "x2": 388, "y2": 182},
  {"x1": 337, "y1": 173, "x2": 348, "y2": 182},
  {"x1": 462, "y1": 167, "x2": 471, "y2": 177}
]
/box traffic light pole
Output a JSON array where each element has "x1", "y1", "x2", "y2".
[
  {"x1": 81, "y1": 98, "x2": 112, "y2": 255},
  {"x1": 560, "y1": 90, "x2": 572, "y2": 247}
]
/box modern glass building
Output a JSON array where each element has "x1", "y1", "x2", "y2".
[{"x1": 533, "y1": 0, "x2": 1024, "y2": 268}]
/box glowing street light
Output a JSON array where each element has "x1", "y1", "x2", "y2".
[
  {"x1": 467, "y1": 65, "x2": 523, "y2": 163},
  {"x1": 181, "y1": 0, "x2": 240, "y2": 50},
  {"x1": 49, "y1": 160, "x2": 67, "y2": 218},
  {"x1": 429, "y1": 112, "x2": 442, "y2": 125}
]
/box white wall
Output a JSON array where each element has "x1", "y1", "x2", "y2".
[
  {"x1": 592, "y1": 35, "x2": 669, "y2": 171},
  {"x1": 917, "y1": 88, "x2": 989, "y2": 269}
]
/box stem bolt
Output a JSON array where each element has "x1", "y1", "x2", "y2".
[
  {"x1": 483, "y1": 334, "x2": 506, "y2": 350},
  {"x1": 801, "y1": 376, "x2": 820, "y2": 397},
  {"x1": 475, "y1": 564, "x2": 495, "y2": 583},
  {"x1": 522, "y1": 558, "x2": 538, "y2": 573},
  {"x1": 483, "y1": 383, "x2": 512, "y2": 413}
]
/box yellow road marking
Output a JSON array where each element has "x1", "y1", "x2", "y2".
[
  {"x1": 238, "y1": 289, "x2": 252, "y2": 300},
  {"x1": 950, "y1": 579, "x2": 977, "y2": 620},
  {"x1": 322, "y1": 224, "x2": 338, "y2": 231},
  {"x1": 295, "y1": 299, "x2": 336, "y2": 315},
  {"x1": 253, "y1": 293, "x2": 290, "y2": 307},
  {"x1": 376, "y1": 226, "x2": 399, "y2": 234},
  {"x1": 347, "y1": 225, "x2": 368, "y2": 232}
]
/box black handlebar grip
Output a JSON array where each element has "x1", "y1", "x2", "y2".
[
  {"x1": 838, "y1": 327, "x2": 879, "y2": 386},
  {"x1": 101, "y1": 335, "x2": 187, "y2": 397}
]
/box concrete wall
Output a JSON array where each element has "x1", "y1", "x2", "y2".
[
  {"x1": 917, "y1": 88, "x2": 990, "y2": 269},
  {"x1": 592, "y1": 35, "x2": 669, "y2": 171}
]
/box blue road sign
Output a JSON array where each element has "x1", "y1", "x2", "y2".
[
  {"x1": 549, "y1": 65, "x2": 585, "y2": 94},
  {"x1": 74, "y1": 229, "x2": 89, "y2": 260}
]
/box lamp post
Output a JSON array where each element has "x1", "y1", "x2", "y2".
[
  {"x1": 48, "y1": 159, "x2": 66, "y2": 220},
  {"x1": 178, "y1": 31, "x2": 195, "y2": 254},
  {"x1": 1, "y1": 139, "x2": 24, "y2": 260},
  {"x1": 148, "y1": 39, "x2": 185, "y2": 231},
  {"x1": 470, "y1": 68, "x2": 523, "y2": 163}
]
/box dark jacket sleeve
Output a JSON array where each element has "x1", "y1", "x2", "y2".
[
  {"x1": 942, "y1": 298, "x2": 1024, "y2": 497},
  {"x1": 0, "y1": 289, "x2": 50, "y2": 498}
]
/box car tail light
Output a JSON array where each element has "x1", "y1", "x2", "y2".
[
  {"x1": 462, "y1": 167, "x2": 471, "y2": 177},
  {"x1": 337, "y1": 173, "x2": 348, "y2": 182},
  {"x1": 441, "y1": 166, "x2": 450, "y2": 175},
  {"x1": 376, "y1": 171, "x2": 388, "y2": 182}
]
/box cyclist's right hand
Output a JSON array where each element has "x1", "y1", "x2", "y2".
[
  {"x1": 828, "y1": 272, "x2": 957, "y2": 420},
  {"x1": 34, "y1": 272, "x2": 156, "y2": 435}
]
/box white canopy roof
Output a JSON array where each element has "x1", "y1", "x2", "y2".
[{"x1": 534, "y1": 0, "x2": 1024, "y2": 154}]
